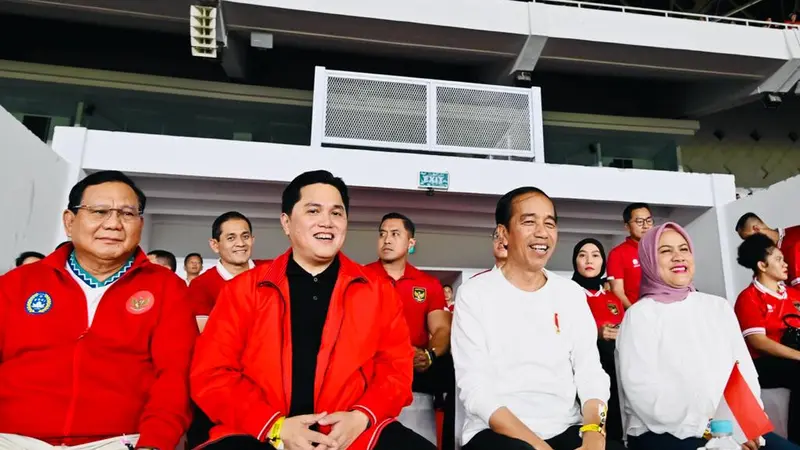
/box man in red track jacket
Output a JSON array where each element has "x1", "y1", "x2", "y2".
[
  {"x1": 0, "y1": 171, "x2": 197, "y2": 450},
  {"x1": 191, "y1": 170, "x2": 435, "y2": 450}
]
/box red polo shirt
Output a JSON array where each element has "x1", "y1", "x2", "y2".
[
  {"x1": 779, "y1": 226, "x2": 800, "y2": 287},
  {"x1": 584, "y1": 288, "x2": 625, "y2": 330},
  {"x1": 364, "y1": 261, "x2": 446, "y2": 348},
  {"x1": 187, "y1": 260, "x2": 271, "y2": 316},
  {"x1": 0, "y1": 245, "x2": 197, "y2": 449},
  {"x1": 607, "y1": 237, "x2": 642, "y2": 304},
  {"x1": 735, "y1": 280, "x2": 800, "y2": 358}
]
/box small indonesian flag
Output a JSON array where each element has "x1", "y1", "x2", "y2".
[{"x1": 713, "y1": 363, "x2": 774, "y2": 443}]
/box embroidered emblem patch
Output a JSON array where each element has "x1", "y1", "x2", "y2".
[
  {"x1": 126, "y1": 290, "x2": 155, "y2": 315},
  {"x1": 632, "y1": 258, "x2": 640, "y2": 267},
  {"x1": 412, "y1": 287, "x2": 427, "y2": 303},
  {"x1": 26, "y1": 292, "x2": 53, "y2": 314},
  {"x1": 608, "y1": 303, "x2": 620, "y2": 316}
]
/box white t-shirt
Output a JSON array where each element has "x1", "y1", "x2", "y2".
[
  {"x1": 452, "y1": 267, "x2": 609, "y2": 443},
  {"x1": 617, "y1": 291, "x2": 761, "y2": 439}
]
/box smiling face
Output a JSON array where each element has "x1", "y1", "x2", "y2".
[
  {"x1": 501, "y1": 192, "x2": 557, "y2": 272},
  {"x1": 657, "y1": 228, "x2": 695, "y2": 288},
  {"x1": 576, "y1": 243, "x2": 603, "y2": 278},
  {"x1": 280, "y1": 183, "x2": 347, "y2": 270},
  {"x1": 63, "y1": 181, "x2": 142, "y2": 263},
  {"x1": 210, "y1": 218, "x2": 253, "y2": 266}
]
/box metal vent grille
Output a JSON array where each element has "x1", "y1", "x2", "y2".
[
  {"x1": 324, "y1": 76, "x2": 427, "y2": 145},
  {"x1": 436, "y1": 86, "x2": 531, "y2": 151},
  {"x1": 312, "y1": 67, "x2": 543, "y2": 160}
]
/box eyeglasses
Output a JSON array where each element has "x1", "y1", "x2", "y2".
[
  {"x1": 630, "y1": 217, "x2": 654, "y2": 227},
  {"x1": 74, "y1": 205, "x2": 142, "y2": 223}
]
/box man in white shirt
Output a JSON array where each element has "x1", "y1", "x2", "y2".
[{"x1": 452, "y1": 186, "x2": 623, "y2": 450}]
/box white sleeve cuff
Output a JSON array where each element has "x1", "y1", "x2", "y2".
[
  {"x1": 742, "y1": 327, "x2": 766, "y2": 337},
  {"x1": 468, "y1": 394, "x2": 504, "y2": 425},
  {"x1": 791, "y1": 278, "x2": 800, "y2": 286}
]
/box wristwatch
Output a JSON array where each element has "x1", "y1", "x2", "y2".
[{"x1": 425, "y1": 348, "x2": 438, "y2": 365}]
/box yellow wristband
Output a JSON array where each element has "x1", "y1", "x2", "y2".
[
  {"x1": 268, "y1": 417, "x2": 285, "y2": 448},
  {"x1": 579, "y1": 423, "x2": 606, "y2": 438}
]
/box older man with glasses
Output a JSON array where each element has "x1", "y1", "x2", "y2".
[{"x1": 0, "y1": 170, "x2": 197, "y2": 450}]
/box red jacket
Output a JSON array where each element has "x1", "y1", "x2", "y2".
[
  {"x1": 0, "y1": 245, "x2": 197, "y2": 449},
  {"x1": 191, "y1": 250, "x2": 413, "y2": 450},
  {"x1": 187, "y1": 260, "x2": 272, "y2": 316}
]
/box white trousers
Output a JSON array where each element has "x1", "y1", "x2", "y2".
[
  {"x1": 0, "y1": 434, "x2": 139, "y2": 450},
  {"x1": 397, "y1": 392, "x2": 437, "y2": 445}
]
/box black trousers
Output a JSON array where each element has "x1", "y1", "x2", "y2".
[
  {"x1": 199, "y1": 421, "x2": 436, "y2": 450},
  {"x1": 187, "y1": 403, "x2": 214, "y2": 449},
  {"x1": 754, "y1": 355, "x2": 800, "y2": 444},
  {"x1": 628, "y1": 431, "x2": 800, "y2": 450},
  {"x1": 597, "y1": 338, "x2": 623, "y2": 441},
  {"x1": 463, "y1": 426, "x2": 626, "y2": 450}
]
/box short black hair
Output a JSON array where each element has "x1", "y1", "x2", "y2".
[
  {"x1": 281, "y1": 170, "x2": 349, "y2": 215},
  {"x1": 735, "y1": 212, "x2": 762, "y2": 233},
  {"x1": 147, "y1": 249, "x2": 177, "y2": 272},
  {"x1": 622, "y1": 203, "x2": 651, "y2": 223},
  {"x1": 380, "y1": 212, "x2": 416, "y2": 238},
  {"x1": 211, "y1": 211, "x2": 252, "y2": 240},
  {"x1": 15, "y1": 251, "x2": 45, "y2": 267},
  {"x1": 495, "y1": 187, "x2": 556, "y2": 228},
  {"x1": 737, "y1": 233, "x2": 777, "y2": 275},
  {"x1": 443, "y1": 284, "x2": 453, "y2": 290},
  {"x1": 184, "y1": 252, "x2": 203, "y2": 265},
  {"x1": 56, "y1": 241, "x2": 71, "y2": 250},
  {"x1": 67, "y1": 171, "x2": 146, "y2": 213}
]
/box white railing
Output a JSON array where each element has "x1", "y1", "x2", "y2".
[
  {"x1": 534, "y1": 0, "x2": 800, "y2": 28},
  {"x1": 310, "y1": 67, "x2": 545, "y2": 161}
]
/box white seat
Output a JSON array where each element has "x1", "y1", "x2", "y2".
[
  {"x1": 398, "y1": 392, "x2": 438, "y2": 446},
  {"x1": 762, "y1": 388, "x2": 790, "y2": 438}
]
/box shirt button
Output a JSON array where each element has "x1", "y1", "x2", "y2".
[
  {"x1": 313, "y1": 277, "x2": 318, "y2": 282},
  {"x1": 313, "y1": 295, "x2": 318, "y2": 301}
]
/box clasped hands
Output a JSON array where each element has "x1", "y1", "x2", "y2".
[{"x1": 279, "y1": 410, "x2": 370, "y2": 450}]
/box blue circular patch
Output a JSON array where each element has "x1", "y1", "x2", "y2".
[{"x1": 26, "y1": 292, "x2": 52, "y2": 314}]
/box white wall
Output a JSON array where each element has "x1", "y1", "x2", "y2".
[
  {"x1": 0, "y1": 106, "x2": 71, "y2": 272},
  {"x1": 65, "y1": 128, "x2": 733, "y2": 208},
  {"x1": 720, "y1": 175, "x2": 800, "y2": 298},
  {"x1": 148, "y1": 220, "x2": 616, "y2": 274}
]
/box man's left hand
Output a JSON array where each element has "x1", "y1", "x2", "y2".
[
  {"x1": 317, "y1": 411, "x2": 370, "y2": 450},
  {"x1": 413, "y1": 347, "x2": 431, "y2": 372},
  {"x1": 576, "y1": 430, "x2": 605, "y2": 450}
]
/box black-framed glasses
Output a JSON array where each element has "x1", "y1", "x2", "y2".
[
  {"x1": 630, "y1": 217, "x2": 654, "y2": 227},
  {"x1": 73, "y1": 205, "x2": 142, "y2": 223}
]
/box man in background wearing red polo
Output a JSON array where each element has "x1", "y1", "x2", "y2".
[
  {"x1": 0, "y1": 170, "x2": 196, "y2": 450},
  {"x1": 607, "y1": 203, "x2": 654, "y2": 309},
  {"x1": 187, "y1": 211, "x2": 268, "y2": 317},
  {"x1": 365, "y1": 213, "x2": 452, "y2": 446}
]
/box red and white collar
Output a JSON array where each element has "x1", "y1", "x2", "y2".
[
  {"x1": 584, "y1": 287, "x2": 605, "y2": 297},
  {"x1": 216, "y1": 259, "x2": 255, "y2": 281},
  {"x1": 753, "y1": 279, "x2": 787, "y2": 300}
]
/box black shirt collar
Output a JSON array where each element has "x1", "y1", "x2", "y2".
[{"x1": 286, "y1": 254, "x2": 340, "y2": 281}]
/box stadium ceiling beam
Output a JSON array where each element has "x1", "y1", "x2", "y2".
[
  {"x1": 721, "y1": 0, "x2": 765, "y2": 17},
  {"x1": 692, "y1": 0, "x2": 719, "y2": 14}
]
